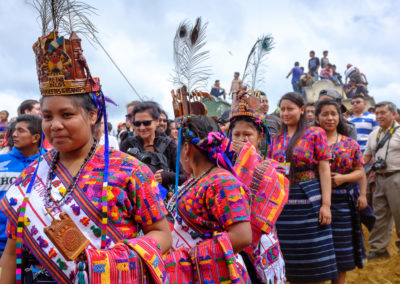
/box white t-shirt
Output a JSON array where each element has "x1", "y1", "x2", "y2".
[{"x1": 99, "y1": 134, "x2": 120, "y2": 150}]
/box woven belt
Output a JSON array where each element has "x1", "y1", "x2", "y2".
[{"x1": 293, "y1": 170, "x2": 317, "y2": 183}]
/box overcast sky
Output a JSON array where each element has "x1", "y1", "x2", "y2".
[{"x1": 1, "y1": 0, "x2": 399, "y2": 128}]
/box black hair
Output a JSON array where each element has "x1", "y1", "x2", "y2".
[
  {"x1": 294, "y1": 61, "x2": 299, "y2": 66},
  {"x1": 375, "y1": 101, "x2": 397, "y2": 113},
  {"x1": 352, "y1": 94, "x2": 365, "y2": 101},
  {"x1": 19, "y1": 99, "x2": 39, "y2": 115},
  {"x1": 234, "y1": 71, "x2": 240, "y2": 76},
  {"x1": 323, "y1": 50, "x2": 328, "y2": 54},
  {"x1": 315, "y1": 100, "x2": 349, "y2": 136},
  {"x1": 306, "y1": 102, "x2": 315, "y2": 107},
  {"x1": 16, "y1": 114, "x2": 42, "y2": 145},
  {"x1": 107, "y1": 122, "x2": 112, "y2": 133},
  {"x1": 132, "y1": 101, "x2": 161, "y2": 120},
  {"x1": 397, "y1": 108, "x2": 400, "y2": 115},
  {"x1": 277, "y1": 92, "x2": 307, "y2": 182},
  {"x1": 300, "y1": 66, "x2": 304, "y2": 70},
  {"x1": 215, "y1": 80, "x2": 220, "y2": 84},
  {"x1": 182, "y1": 116, "x2": 222, "y2": 154},
  {"x1": 310, "y1": 50, "x2": 315, "y2": 54}
]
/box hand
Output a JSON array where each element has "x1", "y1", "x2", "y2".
[
  {"x1": 154, "y1": 169, "x2": 163, "y2": 184},
  {"x1": 232, "y1": 139, "x2": 247, "y2": 155},
  {"x1": 319, "y1": 204, "x2": 332, "y2": 225},
  {"x1": 357, "y1": 194, "x2": 368, "y2": 211},
  {"x1": 331, "y1": 172, "x2": 346, "y2": 187}
]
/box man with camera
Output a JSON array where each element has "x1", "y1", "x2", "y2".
[{"x1": 364, "y1": 101, "x2": 400, "y2": 260}]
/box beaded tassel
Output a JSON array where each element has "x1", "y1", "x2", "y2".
[
  {"x1": 100, "y1": 93, "x2": 110, "y2": 249},
  {"x1": 174, "y1": 122, "x2": 183, "y2": 216},
  {"x1": 15, "y1": 134, "x2": 45, "y2": 284}
]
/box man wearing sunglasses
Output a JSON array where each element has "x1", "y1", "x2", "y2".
[{"x1": 349, "y1": 94, "x2": 378, "y2": 154}]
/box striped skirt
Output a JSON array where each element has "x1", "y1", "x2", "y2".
[
  {"x1": 331, "y1": 183, "x2": 366, "y2": 272},
  {"x1": 276, "y1": 179, "x2": 338, "y2": 282}
]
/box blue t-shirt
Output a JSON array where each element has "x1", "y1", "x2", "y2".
[{"x1": 291, "y1": 67, "x2": 302, "y2": 83}]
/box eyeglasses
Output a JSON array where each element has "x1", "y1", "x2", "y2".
[
  {"x1": 160, "y1": 119, "x2": 168, "y2": 123},
  {"x1": 351, "y1": 100, "x2": 363, "y2": 105},
  {"x1": 133, "y1": 120, "x2": 153, "y2": 127}
]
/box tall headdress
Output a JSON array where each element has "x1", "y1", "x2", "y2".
[
  {"x1": 169, "y1": 18, "x2": 236, "y2": 214},
  {"x1": 171, "y1": 17, "x2": 211, "y2": 118},
  {"x1": 230, "y1": 35, "x2": 275, "y2": 157},
  {"x1": 16, "y1": 2, "x2": 112, "y2": 281}
]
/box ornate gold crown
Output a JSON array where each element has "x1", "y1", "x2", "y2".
[
  {"x1": 231, "y1": 90, "x2": 262, "y2": 119},
  {"x1": 33, "y1": 30, "x2": 99, "y2": 96}
]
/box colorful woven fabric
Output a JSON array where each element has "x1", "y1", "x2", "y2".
[
  {"x1": 85, "y1": 236, "x2": 167, "y2": 284},
  {"x1": 0, "y1": 146, "x2": 167, "y2": 283},
  {"x1": 330, "y1": 135, "x2": 364, "y2": 174},
  {"x1": 268, "y1": 126, "x2": 331, "y2": 170},
  {"x1": 177, "y1": 168, "x2": 250, "y2": 236},
  {"x1": 233, "y1": 142, "x2": 288, "y2": 283},
  {"x1": 234, "y1": 143, "x2": 289, "y2": 236},
  {"x1": 165, "y1": 231, "x2": 250, "y2": 284}
]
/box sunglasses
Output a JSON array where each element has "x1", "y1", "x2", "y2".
[
  {"x1": 133, "y1": 120, "x2": 153, "y2": 127},
  {"x1": 160, "y1": 119, "x2": 168, "y2": 123},
  {"x1": 351, "y1": 100, "x2": 363, "y2": 105}
]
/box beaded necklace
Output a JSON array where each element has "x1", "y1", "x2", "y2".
[
  {"x1": 167, "y1": 165, "x2": 214, "y2": 214},
  {"x1": 45, "y1": 140, "x2": 98, "y2": 208}
]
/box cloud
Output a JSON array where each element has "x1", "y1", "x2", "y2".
[{"x1": 0, "y1": 0, "x2": 399, "y2": 125}]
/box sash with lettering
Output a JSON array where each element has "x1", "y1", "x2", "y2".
[{"x1": 0, "y1": 148, "x2": 167, "y2": 283}]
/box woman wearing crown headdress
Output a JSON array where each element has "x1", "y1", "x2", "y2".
[
  {"x1": 228, "y1": 89, "x2": 289, "y2": 283},
  {"x1": 0, "y1": 2, "x2": 171, "y2": 283},
  {"x1": 164, "y1": 17, "x2": 252, "y2": 283}
]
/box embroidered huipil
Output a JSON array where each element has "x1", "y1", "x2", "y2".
[{"x1": 0, "y1": 146, "x2": 168, "y2": 283}]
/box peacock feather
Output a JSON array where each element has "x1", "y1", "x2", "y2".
[
  {"x1": 242, "y1": 35, "x2": 274, "y2": 91},
  {"x1": 172, "y1": 17, "x2": 211, "y2": 94}
]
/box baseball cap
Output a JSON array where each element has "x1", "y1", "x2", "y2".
[{"x1": 319, "y1": 88, "x2": 342, "y2": 102}]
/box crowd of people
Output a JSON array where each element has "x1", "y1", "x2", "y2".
[
  {"x1": 1, "y1": 82, "x2": 400, "y2": 283},
  {"x1": 286, "y1": 50, "x2": 369, "y2": 101},
  {"x1": 0, "y1": 9, "x2": 399, "y2": 284}
]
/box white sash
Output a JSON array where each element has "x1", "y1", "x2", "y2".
[{"x1": 5, "y1": 157, "x2": 116, "y2": 281}]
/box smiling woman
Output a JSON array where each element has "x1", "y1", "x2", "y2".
[
  {"x1": 0, "y1": 22, "x2": 171, "y2": 284},
  {"x1": 268, "y1": 92, "x2": 338, "y2": 283},
  {"x1": 120, "y1": 101, "x2": 186, "y2": 197}
]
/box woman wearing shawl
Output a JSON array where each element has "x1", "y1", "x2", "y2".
[
  {"x1": 229, "y1": 91, "x2": 289, "y2": 283},
  {"x1": 165, "y1": 115, "x2": 252, "y2": 283},
  {"x1": 0, "y1": 30, "x2": 171, "y2": 283}
]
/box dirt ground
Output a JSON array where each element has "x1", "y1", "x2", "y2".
[{"x1": 346, "y1": 226, "x2": 400, "y2": 284}]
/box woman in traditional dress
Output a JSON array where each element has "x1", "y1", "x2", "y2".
[
  {"x1": 0, "y1": 31, "x2": 171, "y2": 283},
  {"x1": 315, "y1": 100, "x2": 367, "y2": 284},
  {"x1": 229, "y1": 103, "x2": 289, "y2": 283},
  {"x1": 165, "y1": 115, "x2": 252, "y2": 283},
  {"x1": 268, "y1": 92, "x2": 338, "y2": 283}
]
